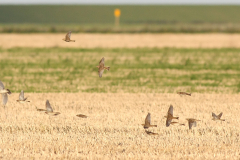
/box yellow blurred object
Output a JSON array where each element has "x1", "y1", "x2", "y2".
[{"x1": 114, "y1": 9, "x2": 121, "y2": 17}]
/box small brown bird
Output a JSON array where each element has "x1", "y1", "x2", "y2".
[
  {"x1": 165, "y1": 105, "x2": 179, "y2": 127},
  {"x1": 62, "y1": 31, "x2": 75, "y2": 42},
  {"x1": 76, "y1": 114, "x2": 88, "y2": 118},
  {"x1": 186, "y1": 118, "x2": 200, "y2": 129},
  {"x1": 0, "y1": 80, "x2": 11, "y2": 107},
  {"x1": 97, "y1": 57, "x2": 110, "y2": 78},
  {"x1": 45, "y1": 100, "x2": 61, "y2": 116},
  {"x1": 16, "y1": 90, "x2": 30, "y2": 103},
  {"x1": 212, "y1": 112, "x2": 225, "y2": 121},
  {"x1": 142, "y1": 113, "x2": 157, "y2": 129},
  {"x1": 145, "y1": 130, "x2": 159, "y2": 135},
  {"x1": 177, "y1": 92, "x2": 191, "y2": 96}
]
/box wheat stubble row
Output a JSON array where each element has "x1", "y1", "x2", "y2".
[{"x1": 0, "y1": 93, "x2": 239, "y2": 159}]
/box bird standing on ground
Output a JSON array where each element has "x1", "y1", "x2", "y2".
[
  {"x1": 142, "y1": 113, "x2": 157, "y2": 129},
  {"x1": 45, "y1": 100, "x2": 61, "y2": 116},
  {"x1": 165, "y1": 105, "x2": 179, "y2": 127},
  {"x1": 16, "y1": 90, "x2": 30, "y2": 103},
  {"x1": 0, "y1": 80, "x2": 11, "y2": 107},
  {"x1": 62, "y1": 31, "x2": 75, "y2": 42},
  {"x1": 97, "y1": 57, "x2": 110, "y2": 78},
  {"x1": 186, "y1": 118, "x2": 200, "y2": 129},
  {"x1": 212, "y1": 112, "x2": 225, "y2": 121}
]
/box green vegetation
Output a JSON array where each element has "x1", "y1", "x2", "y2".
[
  {"x1": 1, "y1": 5, "x2": 240, "y2": 33},
  {"x1": 0, "y1": 47, "x2": 240, "y2": 93}
]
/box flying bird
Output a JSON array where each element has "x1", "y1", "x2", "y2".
[
  {"x1": 16, "y1": 90, "x2": 30, "y2": 103},
  {"x1": 45, "y1": 100, "x2": 61, "y2": 116},
  {"x1": 212, "y1": 112, "x2": 225, "y2": 121},
  {"x1": 165, "y1": 105, "x2": 179, "y2": 127},
  {"x1": 0, "y1": 80, "x2": 11, "y2": 107},
  {"x1": 186, "y1": 118, "x2": 200, "y2": 129},
  {"x1": 76, "y1": 114, "x2": 88, "y2": 118},
  {"x1": 142, "y1": 113, "x2": 157, "y2": 129},
  {"x1": 97, "y1": 57, "x2": 110, "y2": 78},
  {"x1": 62, "y1": 31, "x2": 75, "y2": 42},
  {"x1": 177, "y1": 92, "x2": 191, "y2": 96},
  {"x1": 145, "y1": 130, "x2": 159, "y2": 135}
]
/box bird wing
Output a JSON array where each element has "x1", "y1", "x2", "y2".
[
  {"x1": 19, "y1": 90, "x2": 24, "y2": 101},
  {"x1": 98, "y1": 69, "x2": 104, "y2": 78},
  {"x1": 212, "y1": 112, "x2": 217, "y2": 118},
  {"x1": 65, "y1": 31, "x2": 71, "y2": 41},
  {"x1": 168, "y1": 105, "x2": 173, "y2": 117},
  {"x1": 166, "y1": 117, "x2": 172, "y2": 127},
  {"x1": 188, "y1": 121, "x2": 194, "y2": 129},
  {"x1": 145, "y1": 113, "x2": 151, "y2": 126},
  {"x1": 218, "y1": 112, "x2": 223, "y2": 119},
  {"x1": 99, "y1": 57, "x2": 105, "y2": 65},
  {"x1": 0, "y1": 81, "x2": 5, "y2": 90},
  {"x1": 46, "y1": 100, "x2": 53, "y2": 112},
  {"x1": 2, "y1": 93, "x2": 8, "y2": 106},
  {"x1": 193, "y1": 121, "x2": 197, "y2": 127}
]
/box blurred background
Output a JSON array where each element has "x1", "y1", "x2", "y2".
[{"x1": 1, "y1": 0, "x2": 240, "y2": 33}]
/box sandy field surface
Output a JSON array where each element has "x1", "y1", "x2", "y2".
[
  {"x1": 0, "y1": 93, "x2": 240, "y2": 159},
  {"x1": 1, "y1": 33, "x2": 240, "y2": 48}
]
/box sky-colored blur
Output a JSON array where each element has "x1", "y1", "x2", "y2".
[{"x1": 1, "y1": 0, "x2": 240, "y2": 4}]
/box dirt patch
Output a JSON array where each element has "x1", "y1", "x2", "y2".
[{"x1": 1, "y1": 33, "x2": 240, "y2": 48}]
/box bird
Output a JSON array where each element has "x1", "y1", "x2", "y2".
[
  {"x1": 62, "y1": 31, "x2": 75, "y2": 42},
  {"x1": 212, "y1": 112, "x2": 225, "y2": 121},
  {"x1": 165, "y1": 105, "x2": 179, "y2": 127},
  {"x1": 76, "y1": 114, "x2": 88, "y2": 118},
  {"x1": 16, "y1": 90, "x2": 30, "y2": 103},
  {"x1": 36, "y1": 106, "x2": 47, "y2": 112},
  {"x1": 96, "y1": 57, "x2": 110, "y2": 78},
  {"x1": 44, "y1": 100, "x2": 61, "y2": 116},
  {"x1": 142, "y1": 113, "x2": 157, "y2": 129},
  {"x1": 186, "y1": 118, "x2": 200, "y2": 129},
  {"x1": 0, "y1": 80, "x2": 11, "y2": 107},
  {"x1": 177, "y1": 92, "x2": 191, "y2": 96},
  {"x1": 145, "y1": 130, "x2": 158, "y2": 135}
]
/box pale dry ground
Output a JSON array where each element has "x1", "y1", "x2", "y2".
[
  {"x1": 0, "y1": 93, "x2": 240, "y2": 159},
  {"x1": 1, "y1": 33, "x2": 240, "y2": 48}
]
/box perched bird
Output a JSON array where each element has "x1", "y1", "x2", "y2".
[
  {"x1": 142, "y1": 113, "x2": 157, "y2": 129},
  {"x1": 165, "y1": 105, "x2": 179, "y2": 127},
  {"x1": 170, "y1": 121, "x2": 185, "y2": 126},
  {"x1": 177, "y1": 92, "x2": 191, "y2": 96},
  {"x1": 186, "y1": 118, "x2": 200, "y2": 129},
  {"x1": 16, "y1": 90, "x2": 30, "y2": 103},
  {"x1": 76, "y1": 114, "x2": 88, "y2": 118},
  {"x1": 0, "y1": 80, "x2": 11, "y2": 107},
  {"x1": 45, "y1": 100, "x2": 61, "y2": 116},
  {"x1": 212, "y1": 112, "x2": 225, "y2": 121},
  {"x1": 62, "y1": 31, "x2": 75, "y2": 42},
  {"x1": 97, "y1": 57, "x2": 110, "y2": 78},
  {"x1": 145, "y1": 130, "x2": 158, "y2": 135}
]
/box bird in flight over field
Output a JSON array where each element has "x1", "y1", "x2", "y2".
[
  {"x1": 97, "y1": 57, "x2": 110, "y2": 78},
  {"x1": 62, "y1": 31, "x2": 75, "y2": 42},
  {"x1": 0, "y1": 80, "x2": 11, "y2": 107},
  {"x1": 145, "y1": 130, "x2": 159, "y2": 135},
  {"x1": 186, "y1": 118, "x2": 200, "y2": 129},
  {"x1": 76, "y1": 114, "x2": 88, "y2": 118},
  {"x1": 45, "y1": 100, "x2": 61, "y2": 116},
  {"x1": 16, "y1": 90, "x2": 30, "y2": 103},
  {"x1": 212, "y1": 112, "x2": 225, "y2": 121},
  {"x1": 142, "y1": 113, "x2": 157, "y2": 129},
  {"x1": 165, "y1": 105, "x2": 179, "y2": 127},
  {"x1": 177, "y1": 92, "x2": 191, "y2": 96}
]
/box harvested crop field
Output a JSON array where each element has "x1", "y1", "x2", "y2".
[
  {"x1": 1, "y1": 33, "x2": 240, "y2": 48},
  {"x1": 0, "y1": 93, "x2": 239, "y2": 159}
]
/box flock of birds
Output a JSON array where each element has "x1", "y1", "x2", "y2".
[{"x1": 0, "y1": 31, "x2": 226, "y2": 136}]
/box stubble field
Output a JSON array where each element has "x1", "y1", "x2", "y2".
[{"x1": 0, "y1": 33, "x2": 240, "y2": 159}]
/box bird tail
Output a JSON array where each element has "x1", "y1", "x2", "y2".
[
  {"x1": 7, "y1": 89, "x2": 11, "y2": 95},
  {"x1": 104, "y1": 67, "x2": 110, "y2": 71},
  {"x1": 173, "y1": 117, "x2": 179, "y2": 120},
  {"x1": 220, "y1": 119, "x2": 225, "y2": 121}
]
